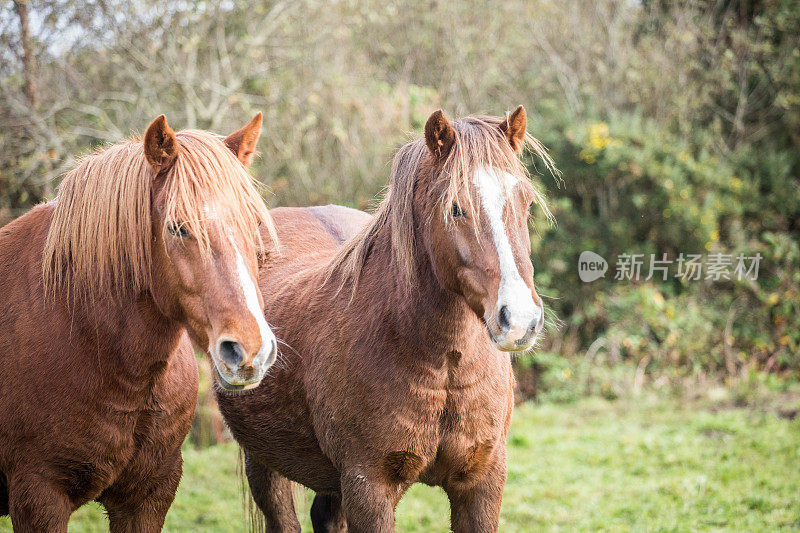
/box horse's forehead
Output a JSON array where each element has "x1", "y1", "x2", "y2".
[
  {"x1": 203, "y1": 202, "x2": 220, "y2": 220},
  {"x1": 195, "y1": 208, "x2": 237, "y2": 246},
  {"x1": 471, "y1": 167, "x2": 522, "y2": 206}
]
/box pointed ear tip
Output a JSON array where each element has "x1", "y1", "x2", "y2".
[
  {"x1": 147, "y1": 115, "x2": 172, "y2": 136},
  {"x1": 147, "y1": 115, "x2": 161, "y2": 127},
  {"x1": 242, "y1": 112, "x2": 263, "y2": 134}
]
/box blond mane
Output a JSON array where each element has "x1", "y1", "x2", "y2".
[
  {"x1": 43, "y1": 129, "x2": 276, "y2": 300},
  {"x1": 328, "y1": 114, "x2": 557, "y2": 292}
]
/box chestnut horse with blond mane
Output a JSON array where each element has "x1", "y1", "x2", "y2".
[
  {"x1": 217, "y1": 106, "x2": 555, "y2": 532},
  {"x1": 0, "y1": 113, "x2": 278, "y2": 531}
]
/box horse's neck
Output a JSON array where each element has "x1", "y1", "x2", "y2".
[
  {"x1": 359, "y1": 225, "x2": 483, "y2": 359},
  {"x1": 71, "y1": 292, "x2": 184, "y2": 384}
]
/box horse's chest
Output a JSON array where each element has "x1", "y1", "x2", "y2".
[
  {"x1": 395, "y1": 361, "x2": 511, "y2": 487},
  {"x1": 430, "y1": 384, "x2": 507, "y2": 474},
  {"x1": 65, "y1": 369, "x2": 194, "y2": 502},
  {"x1": 53, "y1": 406, "x2": 160, "y2": 503},
  {"x1": 438, "y1": 352, "x2": 510, "y2": 436}
]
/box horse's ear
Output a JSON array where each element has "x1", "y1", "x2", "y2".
[
  {"x1": 425, "y1": 110, "x2": 455, "y2": 160},
  {"x1": 224, "y1": 112, "x2": 263, "y2": 167},
  {"x1": 499, "y1": 105, "x2": 527, "y2": 153},
  {"x1": 144, "y1": 115, "x2": 179, "y2": 173}
]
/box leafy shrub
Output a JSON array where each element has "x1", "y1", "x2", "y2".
[{"x1": 520, "y1": 111, "x2": 800, "y2": 398}]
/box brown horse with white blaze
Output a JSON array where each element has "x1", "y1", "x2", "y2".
[
  {"x1": 217, "y1": 106, "x2": 555, "y2": 532},
  {"x1": 0, "y1": 113, "x2": 278, "y2": 531}
]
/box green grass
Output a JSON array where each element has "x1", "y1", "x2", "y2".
[{"x1": 2, "y1": 396, "x2": 799, "y2": 531}]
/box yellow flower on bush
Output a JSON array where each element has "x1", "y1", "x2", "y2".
[
  {"x1": 588, "y1": 122, "x2": 612, "y2": 150},
  {"x1": 590, "y1": 136, "x2": 607, "y2": 150},
  {"x1": 581, "y1": 123, "x2": 621, "y2": 166},
  {"x1": 653, "y1": 291, "x2": 664, "y2": 306},
  {"x1": 580, "y1": 149, "x2": 595, "y2": 164},
  {"x1": 590, "y1": 122, "x2": 609, "y2": 136}
]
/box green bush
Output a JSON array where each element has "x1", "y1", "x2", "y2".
[{"x1": 523, "y1": 111, "x2": 800, "y2": 394}]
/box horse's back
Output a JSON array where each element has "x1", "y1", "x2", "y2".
[
  {"x1": 266, "y1": 205, "x2": 371, "y2": 261},
  {"x1": 307, "y1": 205, "x2": 372, "y2": 244},
  {"x1": 0, "y1": 203, "x2": 53, "y2": 369},
  {"x1": 0, "y1": 202, "x2": 51, "y2": 290}
]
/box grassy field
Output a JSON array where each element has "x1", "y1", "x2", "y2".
[{"x1": 2, "y1": 396, "x2": 799, "y2": 532}]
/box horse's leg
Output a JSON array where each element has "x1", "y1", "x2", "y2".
[
  {"x1": 310, "y1": 493, "x2": 347, "y2": 532},
  {"x1": 7, "y1": 474, "x2": 72, "y2": 532},
  {"x1": 244, "y1": 452, "x2": 301, "y2": 532},
  {"x1": 339, "y1": 470, "x2": 396, "y2": 533},
  {"x1": 443, "y1": 450, "x2": 507, "y2": 533},
  {"x1": 102, "y1": 449, "x2": 183, "y2": 533}
]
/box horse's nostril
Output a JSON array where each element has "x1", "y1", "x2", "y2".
[
  {"x1": 239, "y1": 363, "x2": 256, "y2": 380},
  {"x1": 529, "y1": 306, "x2": 545, "y2": 334},
  {"x1": 219, "y1": 340, "x2": 244, "y2": 368},
  {"x1": 498, "y1": 305, "x2": 510, "y2": 330}
]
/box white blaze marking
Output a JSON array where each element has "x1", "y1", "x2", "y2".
[
  {"x1": 234, "y1": 243, "x2": 277, "y2": 368},
  {"x1": 203, "y1": 203, "x2": 219, "y2": 220},
  {"x1": 472, "y1": 167, "x2": 540, "y2": 341}
]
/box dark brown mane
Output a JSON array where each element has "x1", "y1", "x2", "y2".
[{"x1": 327, "y1": 115, "x2": 556, "y2": 291}]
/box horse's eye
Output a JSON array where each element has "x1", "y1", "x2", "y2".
[
  {"x1": 167, "y1": 222, "x2": 189, "y2": 238},
  {"x1": 257, "y1": 249, "x2": 270, "y2": 267},
  {"x1": 452, "y1": 203, "x2": 465, "y2": 218}
]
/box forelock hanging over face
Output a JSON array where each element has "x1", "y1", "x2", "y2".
[
  {"x1": 42, "y1": 128, "x2": 276, "y2": 301},
  {"x1": 436, "y1": 116, "x2": 553, "y2": 226},
  {"x1": 158, "y1": 130, "x2": 275, "y2": 258}
]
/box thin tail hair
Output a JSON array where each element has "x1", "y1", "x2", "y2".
[{"x1": 238, "y1": 447, "x2": 266, "y2": 533}]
